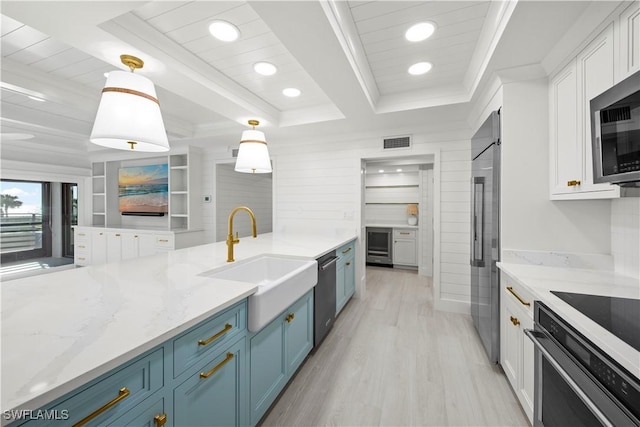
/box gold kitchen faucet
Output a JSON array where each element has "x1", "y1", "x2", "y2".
[{"x1": 226, "y1": 206, "x2": 257, "y2": 262}]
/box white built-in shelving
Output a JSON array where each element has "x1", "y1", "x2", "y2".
[{"x1": 89, "y1": 146, "x2": 202, "y2": 232}]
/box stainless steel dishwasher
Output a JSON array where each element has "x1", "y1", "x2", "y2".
[{"x1": 314, "y1": 251, "x2": 338, "y2": 348}]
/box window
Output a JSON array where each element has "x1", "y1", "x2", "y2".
[{"x1": 0, "y1": 179, "x2": 51, "y2": 263}]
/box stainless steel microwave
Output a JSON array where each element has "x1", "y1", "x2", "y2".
[{"x1": 591, "y1": 70, "x2": 640, "y2": 187}]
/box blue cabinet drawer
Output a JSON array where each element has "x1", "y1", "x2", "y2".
[
  {"x1": 17, "y1": 349, "x2": 163, "y2": 426},
  {"x1": 173, "y1": 300, "x2": 246, "y2": 378},
  {"x1": 337, "y1": 241, "x2": 355, "y2": 261}
]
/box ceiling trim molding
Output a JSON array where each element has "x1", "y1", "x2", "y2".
[
  {"x1": 463, "y1": 0, "x2": 518, "y2": 98},
  {"x1": 319, "y1": 0, "x2": 380, "y2": 111}
]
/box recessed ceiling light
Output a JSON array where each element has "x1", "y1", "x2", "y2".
[
  {"x1": 209, "y1": 20, "x2": 240, "y2": 42},
  {"x1": 379, "y1": 169, "x2": 385, "y2": 173},
  {"x1": 254, "y1": 62, "x2": 277, "y2": 76},
  {"x1": 28, "y1": 96, "x2": 45, "y2": 102},
  {"x1": 408, "y1": 62, "x2": 432, "y2": 75},
  {"x1": 282, "y1": 88, "x2": 301, "y2": 97},
  {"x1": 396, "y1": 168, "x2": 403, "y2": 172},
  {"x1": 405, "y1": 22, "x2": 436, "y2": 42}
]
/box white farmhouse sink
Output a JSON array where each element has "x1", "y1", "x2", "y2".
[{"x1": 201, "y1": 255, "x2": 318, "y2": 332}]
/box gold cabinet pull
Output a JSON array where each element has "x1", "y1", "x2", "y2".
[
  {"x1": 567, "y1": 180, "x2": 581, "y2": 186},
  {"x1": 115, "y1": 233, "x2": 121, "y2": 237},
  {"x1": 72, "y1": 387, "x2": 130, "y2": 427},
  {"x1": 198, "y1": 323, "x2": 232, "y2": 346},
  {"x1": 285, "y1": 313, "x2": 295, "y2": 323},
  {"x1": 400, "y1": 232, "x2": 410, "y2": 235},
  {"x1": 158, "y1": 239, "x2": 169, "y2": 243},
  {"x1": 346, "y1": 261, "x2": 351, "y2": 266},
  {"x1": 200, "y1": 352, "x2": 234, "y2": 379},
  {"x1": 506, "y1": 286, "x2": 530, "y2": 307},
  {"x1": 342, "y1": 247, "x2": 352, "y2": 254},
  {"x1": 510, "y1": 316, "x2": 520, "y2": 326},
  {"x1": 154, "y1": 413, "x2": 167, "y2": 427}
]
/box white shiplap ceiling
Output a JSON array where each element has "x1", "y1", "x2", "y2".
[{"x1": 0, "y1": 1, "x2": 597, "y2": 167}]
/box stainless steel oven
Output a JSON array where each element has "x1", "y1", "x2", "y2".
[
  {"x1": 525, "y1": 301, "x2": 640, "y2": 427},
  {"x1": 366, "y1": 227, "x2": 392, "y2": 266}
]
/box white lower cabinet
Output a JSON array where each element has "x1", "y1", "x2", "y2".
[
  {"x1": 73, "y1": 227, "x2": 178, "y2": 266},
  {"x1": 392, "y1": 228, "x2": 418, "y2": 267},
  {"x1": 500, "y1": 272, "x2": 534, "y2": 424}
]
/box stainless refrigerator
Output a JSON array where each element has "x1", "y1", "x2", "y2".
[{"x1": 470, "y1": 110, "x2": 501, "y2": 363}]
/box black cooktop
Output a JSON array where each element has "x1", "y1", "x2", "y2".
[{"x1": 551, "y1": 291, "x2": 640, "y2": 352}]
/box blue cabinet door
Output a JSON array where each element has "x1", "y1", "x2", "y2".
[
  {"x1": 173, "y1": 338, "x2": 246, "y2": 427},
  {"x1": 249, "y1": 315, "x2": 286, "y2": 425},
  {"x1": 285, "y1": 290, "x2": 313, "y2": 374},
  {"x1": 336, "y1": 240, "x2": 355, "y2": 315},
  {"x1": 336, "y1": 258, "x2": 347, "y2": 314},
  {"x1": 345, "y1": 256, "x2": 355, "y2": 299}
]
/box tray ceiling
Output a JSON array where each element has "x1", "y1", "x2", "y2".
[{"x1": 0, "y1": 1, "x2": 594, "y2": 164}]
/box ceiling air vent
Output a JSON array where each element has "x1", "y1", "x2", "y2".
[{"x1": 383, "y1": 135, "x2": 411, "y2": 150}]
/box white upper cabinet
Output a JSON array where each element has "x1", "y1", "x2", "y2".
[
  {"x1": 619, "y1": 1, "x2": 640, "y2": 80},
  {"x1": 549, "y1": 23, "x2": 620, "y2": 200}
]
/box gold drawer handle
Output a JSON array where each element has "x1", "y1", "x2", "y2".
[
  {"x1": 198, "y1": 323, "x2": 232, "y2": 346},
  {"x1": 78, "y1": 257, "x2": 86, "y2": 261},
  {"x1": 158, "y1": 239, "x2": 169, "y2": 243},
  {"x1": 115, "y1": 233, "x2": 121, "y2": 237},
  {"x1": 78, "y1": 245, "x2": 86, "y2": 249},
  {"x1": 154, "y1": 413, "x2": 167, "y2": 427},
  {"x1": 78, "y1": 233, "x2": 86, "y2": 236},
  {"x1": 400, "y1": 232, "x2": 410, "y2": 235},
  {"x1": 72, "y1": 387, "x2": 130, "y2": 427},
  {"x1": 200, "y1": 352, "x2": 234, "y2": 379},
  {"x1": 567, "y1": 180, "x2": 581, "y2": 187},
  {"x1": 342, "y1": 247, "x2": 352, "y2": 254},
  {"x1": 346, "y1": 261, "x2": 351, "y2": 266},
  {"x1": 285, "y1": 313, "x2": 295, "y2": 323},
  {"x1": 506, "y1": 286, "x2": 530, "y2": 307},
  {"x1": 510, "y1": 316, "x2": 520, "y2": 326}
]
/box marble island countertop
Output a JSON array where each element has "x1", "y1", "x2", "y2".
[
  {"x1": 1, "y1": 231, "x2": 356, "y2": 414},
  {"x1": 497, "y1": 261, "x2": 640, "y2": 378}
]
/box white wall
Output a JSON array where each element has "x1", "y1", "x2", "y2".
[
  {"x1": 500, "y1": 78, "x2": 611, "y2": 254},
  {"x1": 612, "y1": 198, "x2": 640, "y2": 279},
  {"x1": 215, "y1": 163, "x2": 272, "y2": 241}
]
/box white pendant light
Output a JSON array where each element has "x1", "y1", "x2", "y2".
[
  {"x1": 235, "y1": 120, "x2": 272, "y2": 174},
  {"x1": 90, "y1": 54, "x2": 169, "y2": 152}
]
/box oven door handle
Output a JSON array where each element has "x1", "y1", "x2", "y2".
[{"x1": 524, "y1": 329, "x2": 614, "y2": 427}]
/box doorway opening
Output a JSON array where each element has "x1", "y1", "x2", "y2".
[
  {"x1": 0, "y1": 179, "x2": 76, "y2": 279},
  {"x1": 362, "y1": 156, "x2": 435, "y2": 277}
]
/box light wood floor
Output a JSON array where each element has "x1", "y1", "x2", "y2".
[{"x1": 261, "y1": 266, "x2": 529, "y2": 427}]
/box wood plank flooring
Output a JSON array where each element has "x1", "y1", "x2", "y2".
[{"x1": 261, "y1": 266, "x2": 529, "y2": 427}]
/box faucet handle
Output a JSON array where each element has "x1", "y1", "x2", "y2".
[{"x1": 234, "y1": 232, "x2": 240, "y2": 243}]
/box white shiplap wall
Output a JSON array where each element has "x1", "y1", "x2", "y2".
[
  {"x1": 269, "y1": 131, "x2": 471, "y2": 313},
  {"x1": 215, "y1": 163, "x2": 273, "y2": 241},
  {"x1": 437, "y1": 147, "x2": 471, "y2": 306},
  {"x1": 420, "y1": 166, "x2": 434, "y2": 277}
]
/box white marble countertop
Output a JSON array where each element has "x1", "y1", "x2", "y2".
[
  {"x1": 497, "y1": 262, "x2": 640, "y2": 378},
  {"x1": 1, "y1": 231, "x2": 356, "y2": 414}
]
